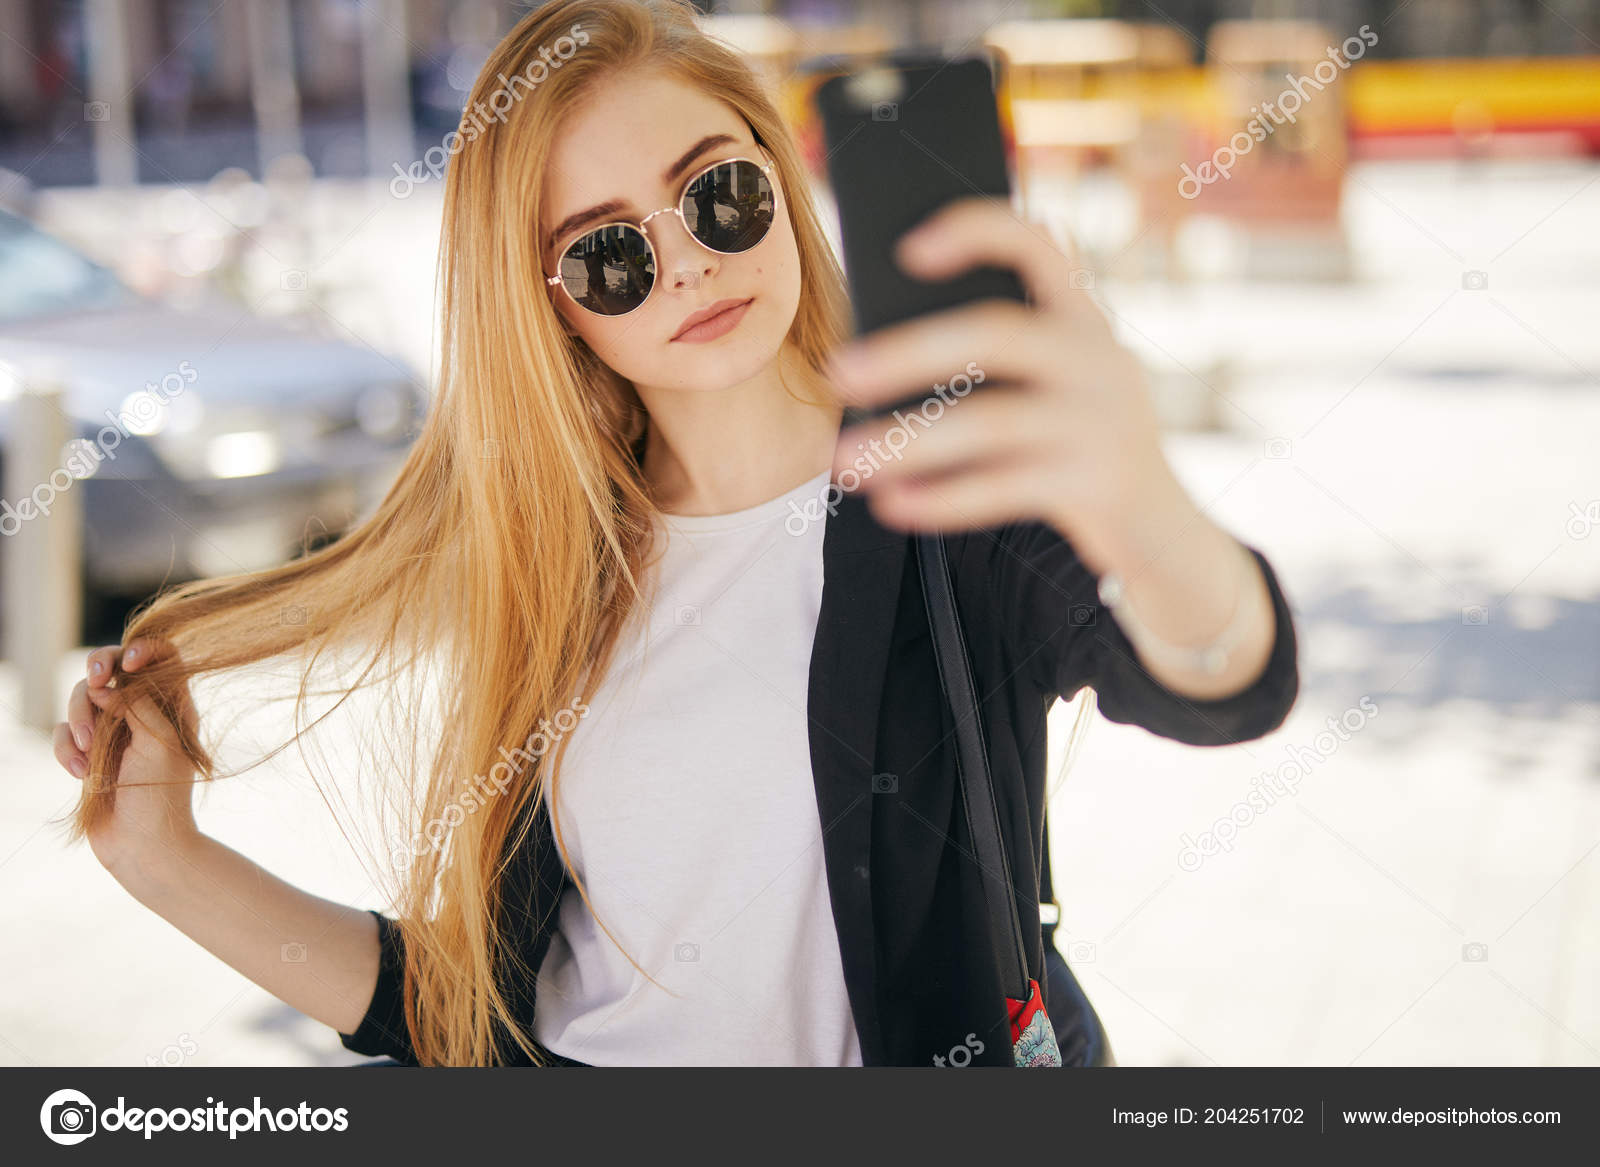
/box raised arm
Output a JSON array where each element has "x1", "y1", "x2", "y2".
[
  {"x1": 821, "y1": 195, "x2": 1298, "y2": 743},
  {"x1": 986, "y1": 517, "x2": 1299, "y2": 745}
]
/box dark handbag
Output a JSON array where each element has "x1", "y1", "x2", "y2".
[{"x1": 917, "y1": 532, "x2": 1111, "y2": 1067}]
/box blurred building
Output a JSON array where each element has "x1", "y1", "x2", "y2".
[
  {"x1": 0, "y1": 0, "x2": 1596, "y2": 189},
  {"x1": 0, "y1": 0, "x2": 524, "y2": 184}
]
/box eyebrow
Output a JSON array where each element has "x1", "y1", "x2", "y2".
[{"x1": 544, "y1": 133, "x2": 740, "y2": 252}]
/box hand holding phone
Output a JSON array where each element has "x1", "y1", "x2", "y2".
[{"x1": 813, "y1": 57, "x2": 1186, "y2": 583}]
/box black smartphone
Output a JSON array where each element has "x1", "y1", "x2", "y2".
[{"x1": 814, "y1": 56, "x2": 1025, "y2": 425}]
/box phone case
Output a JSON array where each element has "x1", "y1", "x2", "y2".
[{"x1": 815, "y1": 57, "x2": 1025, "y2": 422}]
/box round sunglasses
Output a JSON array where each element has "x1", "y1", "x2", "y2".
[{"x1": 543, "y1": 152, "x2": 779, "y2": 317}]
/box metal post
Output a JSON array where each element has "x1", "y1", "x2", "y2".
[
  {"x1": 2, "y1": 362, "x2": 82, "y2": 731},
  {"x1": 0, "y1": 0, "x2": 31, "y2": 112},
  {"x1": 247, "y1": 0, "x2": 305, "y2": 176},
  {"x1": 84, "y1": 0, "x2": 138, "y2": 187},
  {"x1": 360, "y1": 0, "x2": 414, "y2": 180}
]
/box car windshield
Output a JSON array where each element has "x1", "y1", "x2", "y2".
[{"x1": 0, "y1": 211, "x2": 135, "y2": 323}]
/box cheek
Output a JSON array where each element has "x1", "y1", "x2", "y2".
[
  {"x1": 560, "y1": 299, "x2": 628, "y2": 364},
  {"x1": 755, "y1": 223, "x2": 803, "y2": 316}
]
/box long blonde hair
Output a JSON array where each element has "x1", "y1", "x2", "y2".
[{"x1": 68, "y1": 0, "x2": 848, "y2": 1066}]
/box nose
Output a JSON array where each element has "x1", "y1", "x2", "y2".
[
  {"x1": 647, "y1": 210, "x2": 719, "y2": 293},
  {"x1": 671, "y1": 255, "x2": 715, "y2": 292}
]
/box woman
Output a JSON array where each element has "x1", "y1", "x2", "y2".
[{"x1": 53, "y1": 0, "x2": 1298, "y2": 1067}]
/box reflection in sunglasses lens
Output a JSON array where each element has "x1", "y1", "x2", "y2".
[
  {"x1": 559, "y1": 224, "x2": 655, "y2": 315},
  {"x1": 680, "y1": 160, "x2": 775, "y2": 254}
]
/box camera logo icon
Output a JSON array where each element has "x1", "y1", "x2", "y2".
[
  {"x1": 674, "y1": 942, "x2": 699, "y2": 962},
  {"x1": 871, "y1": 772, "x2": 898, "y2": 794},
  {"x1": 1461, "y1": 606, "x2": 1489, "y2": 626},
  {"x1": 1461, "y1": 270, "x2": 1488, "y2": 291},
  {"x1": 84, "y1": 102, "x2": 109, "y2": 122},
  {"x1": 871, "y1": 101, "x2": 898, "y2": 122},
  {"x1": 1565, "y1": 500, "x2": 1600, "y2": 541},
  {"x1": 1069, "y1": 268, "x2": 1096, "y2": 290},
  {"x1": 1264, "y1": 437, "x2": 1292, "y2": 460},
  {"x1": 1461, "y1": 942, "x2": 1489, "y2": 962},
  {"x1": 40, "y1": 1088, "x2": 97, "y2": 1145}
]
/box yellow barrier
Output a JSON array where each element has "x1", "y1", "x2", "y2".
[{"x1": 991, "y1": 56, "x2": 1600, "y2": 146}]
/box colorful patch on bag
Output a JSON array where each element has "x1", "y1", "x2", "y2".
[{"x1": 1007, "y1": 977, "x2": 1063, "y2": 1067}]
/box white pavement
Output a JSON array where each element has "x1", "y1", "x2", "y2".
[{"x1": 1045, "y1": 157, "x2": 1600, "y2": 1066}]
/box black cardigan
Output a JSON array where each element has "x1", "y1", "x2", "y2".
[{"x1": 338, "y1": 487, "x2": 1300, "y2": 1065}]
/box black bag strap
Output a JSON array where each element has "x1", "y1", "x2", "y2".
[{"x1": 916, "y1": 532, "x2": 1032, "y2": 1001}]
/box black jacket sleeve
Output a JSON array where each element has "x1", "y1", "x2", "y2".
[
  {"x1": 989, "y1": 519, "x2": 1299, "y2": 745},
  {"x1": 335, "y1": 790, "x2": 569, "y2": 1065},
  {"x1": 337, "y1": 909, "x2": 418, "y2": 1063}
]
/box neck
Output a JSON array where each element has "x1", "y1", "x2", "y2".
[{"x1": 635, "y1": 345, "x2": 842, "y2": 516}]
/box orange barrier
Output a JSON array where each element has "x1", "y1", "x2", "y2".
[{"x1": 1345, "y1": 58, "x2": 1600, "y2": 151}]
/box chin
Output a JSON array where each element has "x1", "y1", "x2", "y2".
[{"x1": 648, "y1": 300, "x2": 795, "y2": 392}]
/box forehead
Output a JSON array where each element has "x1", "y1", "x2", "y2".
[{"x1": 542, "y1": 69, "x2": 753, "y2": 221}]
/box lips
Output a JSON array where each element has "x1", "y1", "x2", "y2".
[{"x1": 671, "y1": 297, "x2": 755, "y2": 343}]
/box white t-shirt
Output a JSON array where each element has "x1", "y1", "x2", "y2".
[{"x1": 533, "y1": 469, "x2": 864, "y2": 1066}]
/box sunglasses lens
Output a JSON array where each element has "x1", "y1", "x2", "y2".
[
  {"x1": 680, "y1": 160, "x2": 775, "y2": 254},
  {"x1": 558, "y1": 224, "x2": 655, "y2": 315}
]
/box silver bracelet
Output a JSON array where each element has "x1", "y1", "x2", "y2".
[{"x1": 1095, "y1": 540, "x2": 1255, "y2": 677}]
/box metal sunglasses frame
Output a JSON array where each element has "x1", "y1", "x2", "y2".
[{"x1": 543, "y1": 150, "x2": 780, "y2": 318}]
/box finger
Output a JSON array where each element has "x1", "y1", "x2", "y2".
[
  {"x1": 52, "y1": 722, "x2": 87, "y2": 780},
  {"x1": 88, "y1": 675, "x2": 189, "y2": 757},
  {"x1": 828, "y1": 300, "x2": 1043, "y2": 407},
  {"x1": 65, "y1": 680, "x2": 96, "y2": 752},
  {"x1": 86, "y1": 645, "x2": 121, "y2": 686},
  {"x1": 901, "y1": 207, "x2": 1114, "y2": 349},
  {"x1": 867, "y1": 454, "x2": 1061, "y2": 533},
  {"x1": 88, "y1": 637, "x2": 169, "y2": 689},
  {"x1": 87, "y1": 630, "x2": 195, "y2": 735},
  {"x1": 121, "y1": 636, "x2": 174, "y2": 672},
  {"x1": 834, "y1": 387, "x2": 1050, "y2": 487},
  {"x1": 101, "y1": 635, "x2": 191, "y2": 706},
  {"x1": 896, "y1": 197, "x2": 1084, "y2": 314},
  {"x1": 86, "y1": 681, "x2": 122, "y2": 712}
]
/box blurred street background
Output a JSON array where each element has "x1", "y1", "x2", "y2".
[{"x1": 1, "y1": 0, "x2": 1598, "y2": 1066}]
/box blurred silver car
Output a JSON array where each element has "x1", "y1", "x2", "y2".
[{"x1": 0, "y1": 208, "x2": 426, "y2": 619}]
